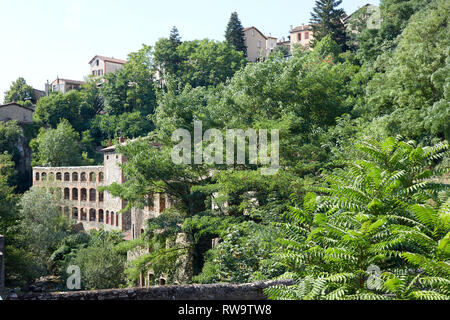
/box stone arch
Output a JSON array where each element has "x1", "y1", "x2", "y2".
[
  {"x1": 89, "y1": 188, "x2": 96, "y2": 202},
  {"x1": 106, "y1": 211, "x2": 110, "y2": 224},
  {"x1": 64, "y1": 172, "x2": 70, "y2": 181},
  {"x1": 99, "y1": 172, "x2": 104, "y2": 182},
  {"x1": 80, "y1": 208, "x2": 87, "y2": 221},
  {"x1": 99, "y1": 209, "x2": 104, "y2": 222},
  {"x1": 89, "y1": 172, "x2": 96, "y2": 182},
  {"x1": 49, "y1": 172, "x2": 55, "y2": 181},
  {"x1": 81, "y1": 188, "x2": 87, "y2": 201},
  {"x1": 159, "y1": 194, "x2": 166, "y2": 213},
  {"x1": 89, "y1": 209, "x2": 96, "y2": 222},
  {"x1": 64, "y1": 188, "x2": 70, "y2": 200},
  {"x1": 35, "y1": 172, "x2": 40, "y2": 181},
  {"x1": 56, "y1": 172, "x2": 62, "y2": 181},
  {"x1": 80, "y1": 172, "x2": 87, "y2": 182},
  {"x1": 110, "y1": 212, "x2": 115, "y2": 225},
  {"x1": 63, "y1": 206, "x2": 70, "y2": 218},
  {"x1": 160, "y1": 278, "x2": 166, "y2": 286},
  {"x1": 116, "y1": 214, "x2": 119, "y2": 227},
  {"x1": 72, "y1": 207, "x2": 78, "y2": 219},
  {"x1": 99, "y1": 191, "x2": 104, "y2": 202},
  {"x1": 72, "y1": 172, "x2": 78, "y2": 181},
  {"x1": 72, "y1": 188, "x2": 78, "y2": 200},
  {"x1": 41, "y1": 172, "x2": 47, "y2": 180}
]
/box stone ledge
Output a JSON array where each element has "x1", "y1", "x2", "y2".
[{"x1": 5, "y1": 279, "x2": 294, "y2": 300}]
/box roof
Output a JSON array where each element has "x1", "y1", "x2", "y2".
[
  {"x1": 89, "y1": 55, "x2": 127, "y2": 65},
  {"x1": 51, "y1": 78, "x2": 85, "y2": 85},
  {"x1": 101, "y1": 137, "x2": 156, "y2": 153},
  {"x1": 290, "y1": 25, "x2": 312, "y2": 33},
  {"x1": 243, "y1": 26, "x2": 268, "y2": 40},
  {"x1": 0, "y1": 102, "x2": 35, "y2": 112}
]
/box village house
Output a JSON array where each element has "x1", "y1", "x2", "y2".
[
  {"x1": 0, "y1": 102, "x2": 34, "y2": 124},
  {"x1": 89, "y1": 55, "x2": 127, "y2": 78},
  {"x1": 243, "y1": 26, "x2": 277, "y2": 62},
  {"x1": 47, "y1": 77, "x2": 85, "y2": 94},
  {"x1": 289, "y1": 24, "x2": 314, "y2": 50}
]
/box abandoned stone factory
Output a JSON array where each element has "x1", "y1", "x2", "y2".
[{"x1": 32, "y1": 138, "x2": 183, "y2": 286}]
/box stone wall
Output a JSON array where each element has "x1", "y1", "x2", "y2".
[{"x1": 6, "y1": 280, "x2": 294, "y2": 300}]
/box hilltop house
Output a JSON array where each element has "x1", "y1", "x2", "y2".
[{"x1": 243, "y1": 27, "x2": 277, "y2": 62}]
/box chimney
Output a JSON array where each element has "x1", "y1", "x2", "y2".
[{"x1": 108, "y1": 139, "x2": 112, "y2": 147}]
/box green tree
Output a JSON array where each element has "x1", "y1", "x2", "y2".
[
  {"x1": 101, "y1": 45, "x2": 156, "y2": 116},
  {"x1": 19, "y1": 186, "x2": 72, "y2": 269},
  {"x1": 225, "y1": 12, "x2": 247, "y2": 57},
  {"x1": 310, "y1": 0, "x2": 348, "y2": 51},
  {"x1": 73, "y1": 230, "x2": 126, "y2": 290},
  {"x1": 30, "y1": 119, "x2": 89, "y2": 167},
  {"x1": 4, "y1": 77, "x2": 35, "y2": 104},
  {"x1": 266, "y1": 137, "x2": 449, "y2": 300},
  {"x1": 367, "y1": 0, "x2": 450, "y2": 142},
  {"x1": 33, "y1": 91, "x2": 83, "y2": 130}
]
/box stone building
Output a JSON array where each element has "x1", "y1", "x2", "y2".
[
  {"x1": 289, "y1": 24, "x2": 314, "y2": 50},
  {"x1": 32, "y1": 138, "x2": 192, "y2": 285},
  {"x1": 243, "y1": 26, "x2": 277, "y2": 62},
  {"x1": 48, "y1": 78, "x2": 85, "y2": 94},
  {"x1": 0, "y1": 102, "x2": 34, "y2": 124},
  {"x1": 33, "y1": 141, "x2": 131, "y2": 235},
  {"x1": 89, "y1": 55, "x2": 126, "y2": 78}
]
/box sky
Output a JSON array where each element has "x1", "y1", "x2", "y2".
[{"x1": 0, "y1": 0, "x2": 380, "y2": 103}]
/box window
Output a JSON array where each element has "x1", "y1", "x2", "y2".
[
  {"x1": 64, "y1": 173, "x2": 70, "y2": 181},
  {"x1": 251, "y1": 30, "x2": 255, "y2": 37},
  {"x1": 72, "y1": 188, "x2": 78, "y2": 200},
  {"x1": 305, "y1": 32, "x2": 309, "y2": 40},
  {"x1": 96, "y1": 59, "x2": 99, "y2": 66},
  {"x1": 297, "y1": 33, "x2": 301, "y2": 41},
  {"x1": 35, "y1": 172, "x2": 40, "y2": 181},
  {"x1": 72, "y1": 172, "x2": 78, "y2": 181},
  {"x1": 257, "y1": 40, "x2": 261, "y2": 48},
  {"x1": 92, "y1": 70, "x2": 97, "y2": 76},
  {"x1": 89, "y1": 189, "x2": 96, "y2": 202}
]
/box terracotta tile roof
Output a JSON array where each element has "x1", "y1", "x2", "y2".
[
  {"x1": 290, "y1": 25, "x2": 312, "y2": 33},
  {"x1": 89, "y1": 55, "x2": 127, "y2": 65}
]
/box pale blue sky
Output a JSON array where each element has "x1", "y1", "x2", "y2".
[{"x1": 0, "y1": 0, "x2": 379, "y2": 103}]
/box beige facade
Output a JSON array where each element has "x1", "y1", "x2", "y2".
[
  {"x1": 243, "y1": 27, "x2": 278, "y2": 62},
  {"x1": 33, "y1": 144, "x2": 131, "y2": 234},
  {"x1": 89, "y1": 55, "x2": 126, "y2": 78},
  {"x1": 32, "y1": 139, "x2": 174, "y2": 240},
  {"x1": 290, "y1": 24, "x2": 314, "y2": 50},
  {"x1": 50, "y1": 78, "x2": 84, "y2": 94},
  {"x1": 0, "y1": 103, "x2": 34, "y2": 124}
]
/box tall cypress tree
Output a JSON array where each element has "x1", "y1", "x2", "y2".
[
  {"x1": 310, "y1": 0, "x2": 348, "y2": 51},
  {"x1": 169, "y1": 26, "x2": 182, "y2": 48},
  {"x1": 225, "y1": 12, "x2": 247, "y2": 57}
]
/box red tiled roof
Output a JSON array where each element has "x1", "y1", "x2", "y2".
[
  {"x1": 89, "y1": 55, "x2": 127, "y2": 65},
  {"x1": 290, "y1": 25, "x2": 312, "y2": 33}
]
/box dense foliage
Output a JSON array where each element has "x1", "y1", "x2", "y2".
[{"x1": 0, "y1": 0, "x2": 448, "y2": 299}]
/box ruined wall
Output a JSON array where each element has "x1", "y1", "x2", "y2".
[{"x1": 6, "y1": 280, "x2": 294, "y2": 300}]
